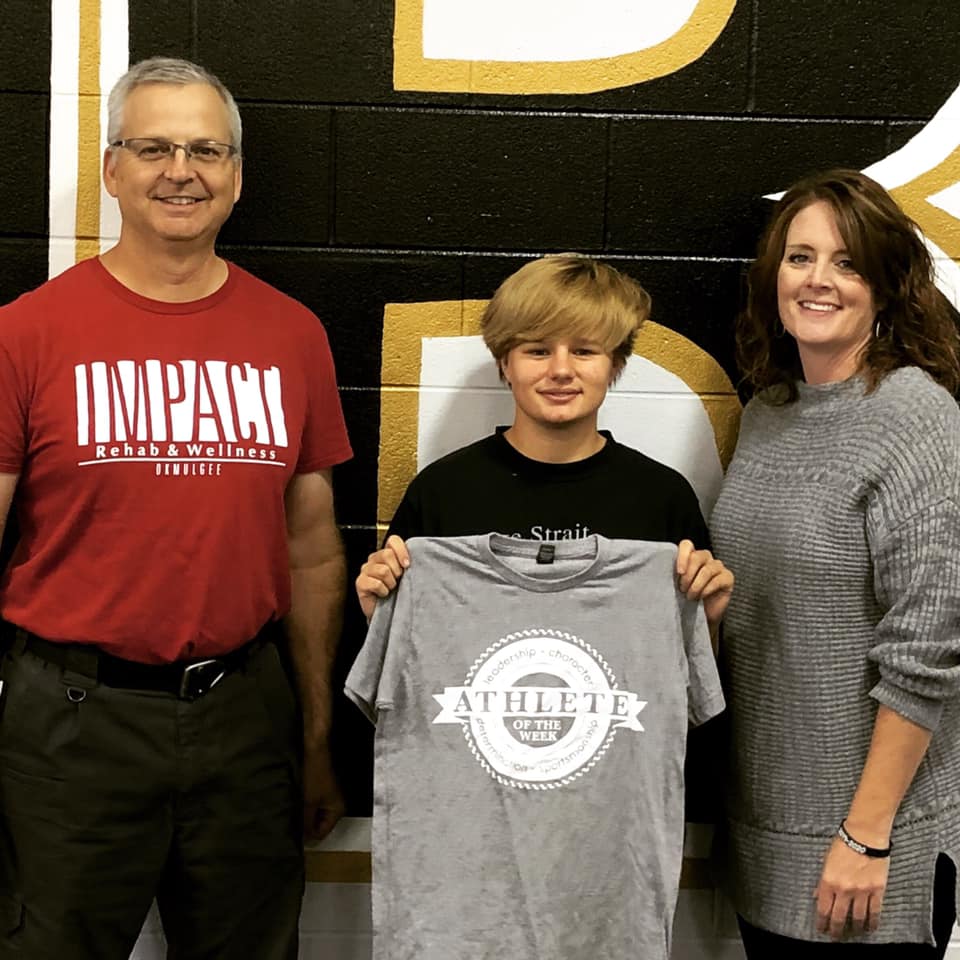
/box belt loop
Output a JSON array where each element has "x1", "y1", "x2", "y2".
[{"x1": 60, "y1": 646, "x2": 99, "y2": 690}]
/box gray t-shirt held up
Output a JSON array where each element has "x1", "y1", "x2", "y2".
[{"x1": 346, "y1": 534, "x2": 724, "y2": 960}]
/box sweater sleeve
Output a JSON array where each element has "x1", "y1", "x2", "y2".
[{"x1": 866, "y1": 405, "x2": 960, "y2": 731}]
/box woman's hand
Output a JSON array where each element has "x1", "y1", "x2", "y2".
[
  {"x1": 676, "y1": 540, "x2": 734, "y2": 627},
  {"x1": 355, "y1": 535, "x2": 410, "y2": 621},
  {"x1": 814, "y1": 834, "x2": 890, "y2": 938}
]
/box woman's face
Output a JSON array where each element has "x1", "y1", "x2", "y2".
[{"x1": 776, "y1": 200, "x2": 878, "y2": 382}]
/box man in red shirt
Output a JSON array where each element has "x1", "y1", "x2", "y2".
[{"x1": 0, "y1": 57, "x2": 351, "y2": 958}]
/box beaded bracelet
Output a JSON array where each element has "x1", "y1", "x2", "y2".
[{"x1": 837, "y1": 820, "x2": 892, "y2": 859}]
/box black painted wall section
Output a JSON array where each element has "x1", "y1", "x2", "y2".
[
  {"x1": 1, "y1": 0, "x2": 958, "y2": 812},
  {"x1": 1, "y1": 1, "x2": 51, "y2": 93}
]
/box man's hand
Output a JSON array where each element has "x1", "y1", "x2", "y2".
[
  {"x1": 676, "y1": 540, "x2": 734, "y2": 627},
  {"x1": 815, "y1": 835, "x2": 890, "y2": 938},
  {"x1": 355, "y1": 535, "x2": 410, "y2": 621},
  {"x1": 302, "y1": 738, "x2": 345, "y2": 844}
]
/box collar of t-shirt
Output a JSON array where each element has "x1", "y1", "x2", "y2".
[
  {"x1": 90, "y1": 256, "x2": 239, "y2": 315},
  {"x1": 491, "y1": 426, "x2": 616, "y2": 481}
]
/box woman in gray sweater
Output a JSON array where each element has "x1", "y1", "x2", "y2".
[{"x1": 711, "y1": 169, "x2": 960, "y2": 957}]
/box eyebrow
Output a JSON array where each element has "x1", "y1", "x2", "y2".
[{"x1": 784, "y1": 241, "x2": 851, "y2": 255}]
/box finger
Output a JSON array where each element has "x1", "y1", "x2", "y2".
[
  {"x1": 697, "y1": 571, "x2": 734, "y2": 601},
  {"x1": 366, "y1": 549, "x2": 404, "y2": 580},
  {"x1": 851, "y1": 892, "x2": 870, "y2": 932},
  {"x1": 815, "y1": 886, "x2": 835, "y2": 934},
  {"x1": 703, "y1": 593, "x2": 732, "y2": 628},
  {"x1": 676, "y1": 539, "x2": 693, "y2": 574},
  {"x1": 868, "y1": 890, "x2": 884, "y2": 932},
  {"x1": 677, "y1": 553, "x2": 706, "y2": 591},
  {"x1": 829, "y1": 893, "x2": 851, "y2": 939},
  {"x1": 358, "y1": 567, "x2": 398, "y2": 595},
  {"x1": 364, "y1": 575, "x2": 395, "y2": 598},
  {"x1": 359, "y1": 592, "x2": 377, "y2": 623},
  {"x1": 699, "y1": 578, "x2": 733, "y2": 600},
  {"x1": 680, "y1": 559, "x2": 720, "y2": 598},
  {"x1": 308, "y1": 804, "x2": 344, "y2": 844},
  {"x1": 384, "y1": 535, "x2": 411, "y2": 568},
  {"x1": 374, "y1": 559, "x2": 405, "y2": 586}
]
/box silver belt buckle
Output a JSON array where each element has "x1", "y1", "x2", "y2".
[{"x1": 179, "y1": 659, "x2": 227, "y2": 700}]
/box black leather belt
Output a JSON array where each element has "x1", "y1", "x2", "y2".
[{"x1": 11, "y1": 624, "x2": 276, "y2": 701}]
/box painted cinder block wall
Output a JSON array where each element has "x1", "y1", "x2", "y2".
[{"x1": 2, "y1": 1, "x2": 960, "y2": 956}]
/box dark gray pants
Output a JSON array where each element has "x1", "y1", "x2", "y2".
[{"x1": 0, "y1": 637, "x2": 304, "y2": 960}]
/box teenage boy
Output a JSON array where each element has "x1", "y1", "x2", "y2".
[{"x1": 356, "y1": 253, "x2": 732, "y2": 624}]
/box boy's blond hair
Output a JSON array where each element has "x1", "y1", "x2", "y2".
[{"x1": 480, "y1": 254, "x2": 650, "y2": 379}]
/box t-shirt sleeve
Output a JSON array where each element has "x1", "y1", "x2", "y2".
[
  {"x1": 665, "y1": 470, "x2": 710, "y2": 549},
  {"x1": 680, "y1": 488, "x2": 710, "y2": 550},
  {"x1": 0, "y1": 306, "x2": 31, "y2": 473},
  {"x1": 344, "y1": 575, "x2": 411, "y2": 724},
  {"x1": 296, "y1": 318, "x2": 353, "y2": 473},
  {"x1": 385, "y1": 477, "x2": 425, "y2": 544},
  {"x1": 679, "y1": 594, "x2": 725, "y2": 726}
]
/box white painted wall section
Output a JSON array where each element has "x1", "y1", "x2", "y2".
[{"x1": 422, "y1": 0, "x2": 700, "y2": 61}]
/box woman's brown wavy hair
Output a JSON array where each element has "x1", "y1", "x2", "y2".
[{"x1": 737, "y1": 168, "x2": 960, "y2": 403}]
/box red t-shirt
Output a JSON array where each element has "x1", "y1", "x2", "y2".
[{"x1": 0, "y1": 258, "x2": 352, "y2": 663}]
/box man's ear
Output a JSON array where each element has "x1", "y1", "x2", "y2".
[{"x1": 102, "y1": 147, "x2": 119, "y2": 198}]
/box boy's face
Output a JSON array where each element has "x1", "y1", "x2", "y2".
[{"x1": 499, "y1": 336, "x2": 615, "y2": 431}]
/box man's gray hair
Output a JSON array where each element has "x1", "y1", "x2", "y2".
[{"x1": 107, "y1": 56, "x2": 242, "y2": 156}]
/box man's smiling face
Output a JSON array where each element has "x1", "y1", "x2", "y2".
[{"x1": 103, "y1": 82, "x2": 242, "y2": 250}]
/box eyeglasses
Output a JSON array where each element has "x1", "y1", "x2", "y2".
[{"x1": 110, "y1": 138, "x2": 239, "y2": 164}]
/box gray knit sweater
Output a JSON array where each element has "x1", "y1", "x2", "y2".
[{"x1": 710, "y1": 366, "x2": 960, "y2": 944}]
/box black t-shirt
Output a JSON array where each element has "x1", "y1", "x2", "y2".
[{"x1": 387, "y1": 428, "x2": 709, "y2": 548}]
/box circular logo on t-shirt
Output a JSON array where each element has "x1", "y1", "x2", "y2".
[{"x1": 432, "y1": 628, "x2": 647, "y2": 789}]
